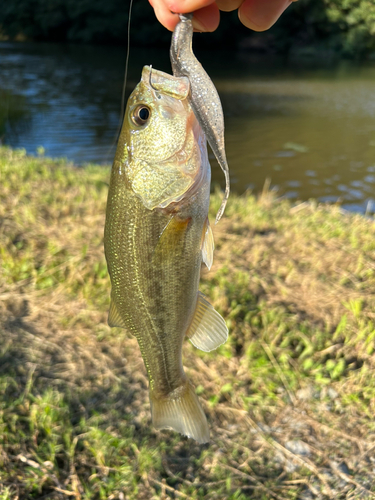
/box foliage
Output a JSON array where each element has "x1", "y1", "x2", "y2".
[
  {"x1": 0, "y1": 0, "x2": 170, "y2": 46},
  {"x1": 1, "y1": 146, "x2": 375, "y2": 497},
  {"x1": 324, "y1": 0, "x2": 375, "y2": 55},
  {"x1": 261, "y1": 0, "x2": 375, "y2": 57},
  {"x1": 0, "y1": 0, "x2": 375, "y2": 56}
]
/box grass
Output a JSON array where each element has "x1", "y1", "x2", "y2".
[{"x1": 1, "y1": 145, "x2": 375, "y2": 499}]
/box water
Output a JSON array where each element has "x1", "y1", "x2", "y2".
[{"x1": 1, "y1": 41, "x2": 375, "y2": 213}]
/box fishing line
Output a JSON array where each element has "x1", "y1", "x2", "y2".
[
  {"x1": 120, "y1": 0, "x2": 134, "y2": 123},
  {"x1": 106, "y1": 0, "x2": 134, "y2": 160}
]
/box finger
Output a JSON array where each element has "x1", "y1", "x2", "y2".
[
  {"x1": 150, "y1": 0, "x2": 220, "y2": 32},
  {"x1": 150, "y1": 0, "x2": 181, "y2": 31},
  {"x1": 149, "y1": 0, "x2": 218, "y2": 31},
  {"x1": 191, "y1": 3, "x2": 220, "y2": 31},
  {"x1": 215, "y1": 0, "x2": 243, "y2": 12},
  {"x1": 238, "y1": 0, "x2": 293, "y2": 31},
  {"x1": 165, "y1": 0, "x2": 215, "y2": 14}
]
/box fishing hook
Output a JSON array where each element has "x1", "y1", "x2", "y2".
[{"x1": 149, "y1": 65, "x2": 159, "y2": 92}]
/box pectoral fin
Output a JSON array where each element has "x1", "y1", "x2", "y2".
[
  {"x1": 108, "y1": 300, "x2": 126, "y2": 328},
  {"x1": 153, "y1": 215, "x2": 191, "y2": 262},
  {"x1": 187, "y1": 292, "x2": 228, "y2": 352},
  {"x1": 202, "y1": 218, "x2": 214, "y2": 270}
]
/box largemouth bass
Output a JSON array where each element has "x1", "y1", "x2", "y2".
[{"x1": 104, "y1": 65, "x2": 228, "y2": 443}]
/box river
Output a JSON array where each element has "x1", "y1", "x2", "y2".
[{"x1": 1, "y1": 41, "x2": 375, "y2": 213}]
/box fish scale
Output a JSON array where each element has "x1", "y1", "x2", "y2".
[{"x1": 106, "y1": 165, "x2": 207, "y2": 393}]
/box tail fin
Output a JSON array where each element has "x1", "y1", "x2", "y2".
[{"x1": 151, "y1": 380, "x2": 209, "y2": 444}]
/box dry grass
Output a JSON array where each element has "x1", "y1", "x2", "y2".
[{"x1": 1, "y1": 146, "x2": 375, "y2": 499}]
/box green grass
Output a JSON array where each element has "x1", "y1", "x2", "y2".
[{"x1": 1, "y1": 146, "x2": 375, "y2": 498}]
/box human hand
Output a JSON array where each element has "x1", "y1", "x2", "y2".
[{"x1": 149, "y1": 0, "x2": 296, "y2": 32}]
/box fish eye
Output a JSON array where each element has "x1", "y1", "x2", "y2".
[{"x1": 132, "y1": 105, "x2": 151, "y2": 126}]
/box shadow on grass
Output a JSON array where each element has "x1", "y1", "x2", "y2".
[{"x1": 0, "y1": 297, "x2": 210, "y2": 499}]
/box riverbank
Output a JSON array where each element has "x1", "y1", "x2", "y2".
[{"x1": 1, "y1": 146, "x2": 375, "y2": 499}]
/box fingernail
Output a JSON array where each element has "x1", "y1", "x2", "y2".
[
  {"x1": 239, "y1": 0, "x2": 292, "y2": 31},
  {"x1": 192, "y1": 17, "x2": 207, "y2": 32}
]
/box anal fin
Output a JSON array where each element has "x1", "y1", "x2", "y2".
[
  {"x1": 202, "y1": 218, "x2": 214, "y2": 270},
  {"x1": 108, "y1": 300, "x2": 126, "y2": 328},
  {"x1": 187, "y1": 292, "x2": 228, "y2": 352}
]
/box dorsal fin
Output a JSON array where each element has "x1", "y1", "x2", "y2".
[{"x1": 187, "y1": 292, "x2": 228, "y2": 352}]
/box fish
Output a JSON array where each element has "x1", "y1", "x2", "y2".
[
  {"x1": 104, "y1": 14, "x2": 230, "y2": 443},
  {"x1": 104, "y1": 64, "x2": 228, "y2": 444},
  {"x1": 170, "y1": 13, "x2": 230, "y2": 223}
]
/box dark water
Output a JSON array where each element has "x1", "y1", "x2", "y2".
[{"x1": 1, "y1": 41, "x2": 375, "y2": 213}]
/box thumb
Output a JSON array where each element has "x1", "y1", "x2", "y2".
[{"x1": 238, "y1": 0, "x2": 296, "y2": 31}]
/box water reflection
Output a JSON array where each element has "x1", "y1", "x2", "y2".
[
  {"x1": 0, "y1": 89, "x2": 31, "y2": 138},
  {"x1": 0, "y1": 41, "x2": 375, "y2": 213},
  {"x1": 215, "y1": 73, "x2": 375, "y2": 212}
]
